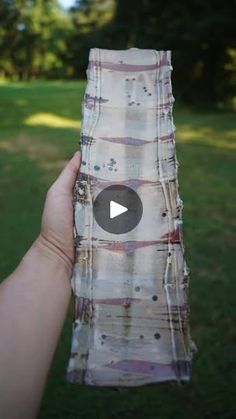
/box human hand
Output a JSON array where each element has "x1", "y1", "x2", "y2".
[
  {"x1": 37, "y1": 151, "x2": 81, "y2": 269},
  {"x1": 0, "y1": 151, "x2": 81, "y2": 418}
]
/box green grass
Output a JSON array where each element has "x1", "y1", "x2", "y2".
[{"x1": 0, "y1": 81, "x2": 236, "y2": 419}]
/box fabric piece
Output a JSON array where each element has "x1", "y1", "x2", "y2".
[{"x1": 66, "y1": 48, "x2": 197, "y2": 387}]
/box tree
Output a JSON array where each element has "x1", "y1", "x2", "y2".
[
  {"x1": 0, "y1": 0, "x2": 72, "y2": 79},
  {"x1": 110, "y1": 0, "x2": 236, "y2": 104},
  {"x1": 68, "y1": 0, "x2": 115, "y2": 76}
]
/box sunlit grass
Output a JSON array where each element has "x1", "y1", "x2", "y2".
[
  {"x1": 178, "y1": 125, "x2": 236, "y2": 150},
  {"x1": 24, "y1": 112, "x2": 81, "y2": 129}
]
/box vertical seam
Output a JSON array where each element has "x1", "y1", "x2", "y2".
[{"x1": 155, "y1": 49, "x2": 178, "y2": 371}]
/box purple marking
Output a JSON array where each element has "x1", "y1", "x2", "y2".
[
  {"x1": 101, "y1": 240, "x2": 163, "y2": 252},
  {"x1": 99, "y1": 136, "x2": 158, "y2": 146},
  {"x1": 159, "y1": 133, "x2": 175, "y2": 142},
  {"x1": 160, "y1": 51, "x2": 170, "y2": 66},
  {"x1": 75, "y1": 235, "x2": 84, "y2": 246},
  {"x1": 97, "y1": 178, "x2": 159, "y2": 190},
  {"x1": 105, "y1": 359, "x2": 191, "y2": 377},
  {"x1": 75, "y1": 235, "x2": 180, "y2": 250},
  {"x1": 77, "y1": 172, "x2": 98, "y2": 183},
  {"x1": 75, "y1": 297, "x2": 90, "y2": 321},
  {"x1": 161, "y1": 227, "x2": 180, "y2": 243},
  {"x1": 89, "y1": 57, "x2": 170, "y2": 72},
  {"x1": 77, "y1": 173, "x2": 158, "y2": 190},
  {"x1": 66, "y1": 369, "x2": 85, "y2": 383},
  {"x1": 80, "y1": 135, "x2": 95, "y2": 145},
  {"x1": 94, "y1": 297, "x2": 140, "y2": 306},
  {"x1": 170, "y1": 304, "x2": 189, "y2": 313},
  {"x1": 84, "y1": 93, "x2": 109, "y2": 109}
]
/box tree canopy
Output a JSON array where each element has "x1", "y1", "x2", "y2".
[{"x1": 0, "y1": 0, "x2": 235, "y2": 104}]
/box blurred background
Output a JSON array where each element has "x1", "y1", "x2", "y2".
[
  {"x1": 1, "y1": 0, "x2": 236, "y2": 105},
  {"x1": 0, "y1": 0, "x2": 235, "y2": 418}
]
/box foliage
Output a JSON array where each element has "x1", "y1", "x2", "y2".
[
  {"x1": 0, "y1": 0, "x2": 236, "y2": 103},
  {"x1": 0, "y1": 0, "x2": 73, "y2": 80},
  {"x1": 67, "y1": 0, "x2": 115, "y2": 76},
  {"x1": 109, "y1": 0, "x2": 236, "y2": 104}
]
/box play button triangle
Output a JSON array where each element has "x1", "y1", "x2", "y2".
[
  {"x1": 110, "y1": 200, "x2": 128, "y2": 219},
  {"x1": 93, "y1": 185, "x2": 143, "y2": 234}
]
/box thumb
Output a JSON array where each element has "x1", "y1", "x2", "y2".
[{"x1": 52, "y1": 151, "x2": 81, "y2": 193}]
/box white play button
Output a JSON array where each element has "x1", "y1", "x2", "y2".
[
  {"x1": 110, "y1": 200, "x2": 128, "y2": 219},
  {"x1": 93, "y1": 185, "x2": 143, "y2": 234}
]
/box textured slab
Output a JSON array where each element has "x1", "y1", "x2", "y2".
[{"x1": 66, "y1": 48, "x2": 197, "y2": 387}]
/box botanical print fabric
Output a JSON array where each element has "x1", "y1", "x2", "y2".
[{"x1": 66, "y1": 48, "x2": 197, "y2": 387}]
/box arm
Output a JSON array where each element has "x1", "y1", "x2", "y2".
[{"x1": 0, "y1": 151, "x2": 81, "y2": 419}]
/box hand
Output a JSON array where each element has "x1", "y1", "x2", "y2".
[
  {"x1": 37, "y1": 151, "x2": 81, "y2": 269},
  {"x1": 0, "y1": 151, "x2": 81, "y2": 419}
]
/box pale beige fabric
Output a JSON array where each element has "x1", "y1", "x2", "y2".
[{"x1": 66, "y1": 48, "x2": 197, "y2": 387}]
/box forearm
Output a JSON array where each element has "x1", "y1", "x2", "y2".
[{"x1": 0, "y1": 235, "x2": 72, "y2": 419}]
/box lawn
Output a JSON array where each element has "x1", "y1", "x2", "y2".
[{"x1": 0, "y1": 81, "x2": 235, "y2": 419}]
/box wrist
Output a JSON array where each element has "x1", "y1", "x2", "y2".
[{"x1": 31, "y1": 233, "x2": 73, "y2": 275}]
